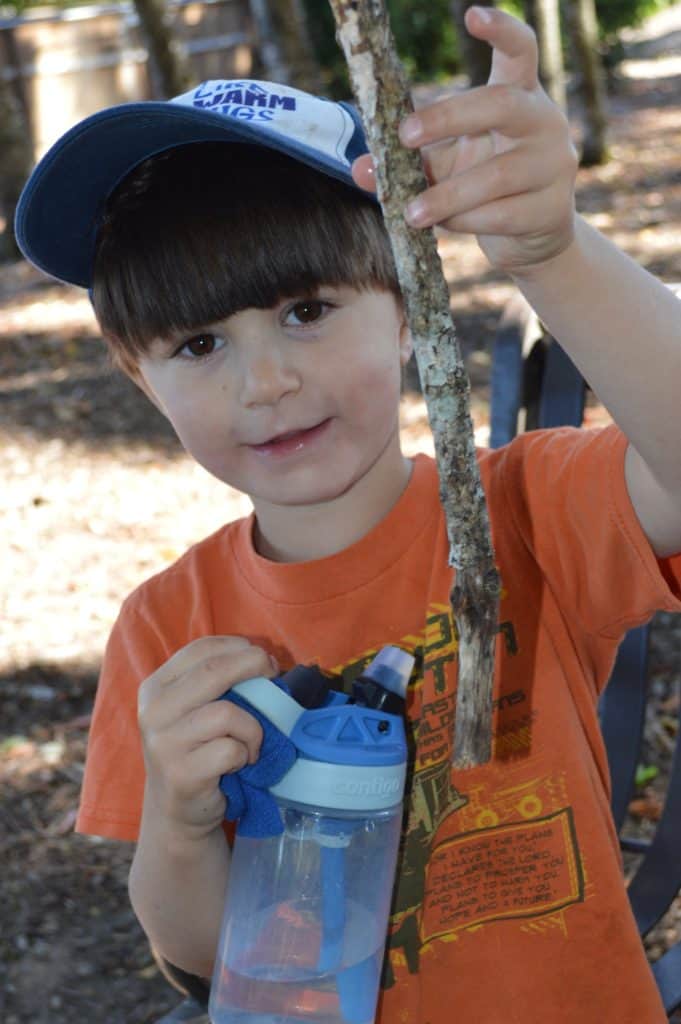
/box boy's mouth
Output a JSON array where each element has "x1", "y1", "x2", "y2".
[{"x1": 249, "y1": 419, "x2": 332, "y2": 456}]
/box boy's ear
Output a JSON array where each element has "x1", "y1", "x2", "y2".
[{"x1": 398, "y1": 307, "x2": 414, "y2": 366}]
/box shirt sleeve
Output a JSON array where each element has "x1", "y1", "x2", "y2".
[
  {"x1": 658, "y1": 553, "x2": 681, "y2": 599},
  {"x1": 75, "y1": 597, "x2": 171, "y2": 841},
  {"x1": 497, "y1": 424, "x2": 681, "y2": 641}
]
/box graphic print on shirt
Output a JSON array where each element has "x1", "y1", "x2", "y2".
[{"x1": 331, "y1": 602, "x2": 587, "y2": 988}]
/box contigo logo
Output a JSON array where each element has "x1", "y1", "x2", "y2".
[{"x1": 333, "y1": 777, "x2": 400, "y2": 798}]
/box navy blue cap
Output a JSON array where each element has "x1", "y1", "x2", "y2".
[{"x1": 15, "y1": 80, "x2": 373, "y2": 289}]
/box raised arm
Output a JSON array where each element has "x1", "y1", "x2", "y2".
[
  {"x1": 510, "y1": 219, "x2": 681, "y2": 557},
  {"x1": 352, "y1": 5, "x2": 681, "y2": 555}
]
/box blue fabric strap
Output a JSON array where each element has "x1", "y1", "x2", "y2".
[{"x1": 218, "y1": 685, "x2": 297, "y2": 838}]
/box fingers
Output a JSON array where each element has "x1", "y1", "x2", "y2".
[
  {"x1": 183, "y1": 699, "x2": 264, "y2": 765},
  {"x1": 400, "y1": 85, "x2": 549, "y2": 152},
  {"x1": 186, "y1": 736, "x2": 256, "y2": 787},
  {"x1": 352, "y1": 9, "x2": 542, "y2": 198},
  {"x1": 140, "y1": 636, "x2": 276, "y2": 720},
  {"x1": 354, "y1": 83, "x2": 545, "y2": 186},
  {"x1": 138, "y1": 636, "x2": 273, "y2": 772},
  {"x1": 137, "y1": 636, "x2": 278, "y2": 834},
  {"x1": 404, "y1": 144, "x2": 563, "y2": 230},
  {"x1": 144, "y1": 634, "x2": 251, "y2": 688},
  {"x1": 141, "y1": 692, "x2": 263, "y2": 778},
  {"x1": 464, "y1": 6, "x2": 539, "y2": 90},
  {"x1": 435, "y1": 188, "x2": 566, "y2": 241},
  {"x1": 352, "y1": 153, "x2": 377, "y2": 193}
]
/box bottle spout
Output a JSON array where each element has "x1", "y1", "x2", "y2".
[
  {"x1": 353, "y1": 646, "x2": 415, "y2": 711},
  {"x1": 364, "y1": 646, "x2": 414, "y2": 700}
]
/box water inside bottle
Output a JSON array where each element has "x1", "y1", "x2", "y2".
[{"x1": 210, "y1": 897, "x2": 383, "y2": 1024}]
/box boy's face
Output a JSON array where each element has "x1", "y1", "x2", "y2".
[{"x1": 135, "y1": 286, "x2": 412, "y2": 512}]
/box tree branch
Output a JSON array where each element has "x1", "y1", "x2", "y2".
[{"x1": 328, "y1": 0, "x2": 500, "y2": 767}]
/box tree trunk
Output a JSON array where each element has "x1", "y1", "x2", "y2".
[
  {"x1": 132, "y1": 0, "x2": 193, "y2": 98},
  {"x1": 0, "y1": 66, "x2": 33, "y2": 260},
  {"x1": 563, "y1": 0, "x2": 608, "y2": 165},
  {"x1": 249, "y1": 0, "x2": 323, "y2": 92},
  {"x1": 449, "y1": 0, "x2": 495, "y2": 86},
  {"x1": 329, "y1": 0, "x2": 500, "y2": 769},
  {"x1": 523, "y1": 0, "x2": 566, "y2": 110}
]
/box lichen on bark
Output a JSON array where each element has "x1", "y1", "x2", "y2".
[{"x1": 329, "y1": 0, "x2": 500, "y2": 767}]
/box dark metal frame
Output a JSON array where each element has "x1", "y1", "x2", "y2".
[{"x1": 490, "y1": 293, "x2": 681, "y2": 1016}]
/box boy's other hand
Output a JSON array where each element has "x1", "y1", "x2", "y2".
[
  {"x1": 137, "y1": 636, "x2": 278, "y2": 838},
  {"x1": 352, "y1": 6, "x2": 578, "y2": 277}
]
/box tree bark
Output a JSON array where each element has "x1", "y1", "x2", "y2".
[
  {"x1": 249, "y1": 0, "x2": 324, "y2": 92},
  {"x1": 449, "y1": 0, "x2": 494, "y2": 87},
  {"x1": 0, "y1": 66, "x2": 33, "y2": 260},
  {"x1": 328, "y1": 0, "x2": 500, "y2": 768},
  {"x1": 132, "y1": 0, "x2": 193, "y2": 98},
  {"x1": 523, "y1": 0, "x2": 566, "y2": 110},
  {"x1": 563, "y1": 0, "x2": 608, "y2": 165}
]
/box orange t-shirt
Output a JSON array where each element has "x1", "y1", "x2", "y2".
[{"x1": 77, "y1": 425, "x2": 681, "y2": 1023}]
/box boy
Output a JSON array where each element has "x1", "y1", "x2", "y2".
[{"x1": 16, "y1": 6, "x2": 681, "y2": 1022}]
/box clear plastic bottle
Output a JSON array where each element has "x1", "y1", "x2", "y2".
[
  {"x1": 210, "y1": 800, "x2": 402, "y2": 1024},
  {"x1": 209, "y1": 647, "x2": 413, "y2": 1024}
]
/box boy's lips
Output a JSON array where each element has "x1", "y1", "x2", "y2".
[{"x1": 248, "y1": 419, "x2": 332, "y2": 456}]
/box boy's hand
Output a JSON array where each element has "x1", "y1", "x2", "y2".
[
  {"x1": 137, "y1": 636, "x2": 278, "y2": 838},
  {"x1": 352, "y1": 6, "x2": 578, "y2": 277}
]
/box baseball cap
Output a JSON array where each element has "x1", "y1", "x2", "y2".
[{"x1": 15, "y1": 80, "x2": 375, "y2": 289}]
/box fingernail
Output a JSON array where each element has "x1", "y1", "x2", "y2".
[
  {"x1": 405, "y1": 197, "x2": 428, "y2": 227},
  {"x1": 400, "y1": 116, "x2": 422, "y2": 145},
  {"x1": 269, "y1": 654, "x2": 279, "y2": 675},
  {"x1": 473, "y1": 5, "x2": 492, "y2": 23}
]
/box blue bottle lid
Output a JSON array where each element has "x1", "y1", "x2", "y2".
[{"x1": 232, "y1": 647, "x2": 414, "y2": 812}]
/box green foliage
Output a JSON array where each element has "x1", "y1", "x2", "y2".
[
  {"x1": 595, "y1": 0, "x2": 674, "y2": 36},
  {"x1": 2, "y1": 0, "x2": 107, "y2": 11},
  {"x1": 4, "y1": 0, "x2": 677, "y2": 86},
  {"x1": 497, "y1": 1, "x2": 524, "y2": 17},
  {"x1": 635, "y1": 763, "x2": 659, "y2": 788},
  {"x1": 385, "y1": 0, "x2": 460, "y2": 80},
  {"x1": 301, "y1": 0, "x2": 461, "y2": 98},
  {"x1": 499, "y1": 0, "x2": 675, "y2": 35},
  {"x1": 303, "y1": 0, "x2": 676, "y2": 96}
]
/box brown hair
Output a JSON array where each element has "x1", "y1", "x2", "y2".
[{"x1": 91, "y1": 142, "x2": 400, "y2": 372}]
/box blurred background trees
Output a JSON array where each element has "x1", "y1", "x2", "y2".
[{"x1": 0, "y1": 0, "x2": 677, "y2": 258}]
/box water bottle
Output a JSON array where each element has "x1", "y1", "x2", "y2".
[{"x1": 209, "y1": 647, "x2": 413, "y2": 1024}]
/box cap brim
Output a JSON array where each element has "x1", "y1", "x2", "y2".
[{"x1": 15, "y1": 101, "x2": 369, "y2": 288}]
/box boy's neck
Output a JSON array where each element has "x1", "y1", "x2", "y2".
[{"x1": 251, "y1": 441, "x2": 413, "y2": 564}]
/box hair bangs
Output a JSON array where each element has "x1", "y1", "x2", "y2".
[{"x1": 92, "y1": 143, "x2": 399, "y2": 369}]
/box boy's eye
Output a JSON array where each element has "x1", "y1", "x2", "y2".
[
  {"x1": 285, "y1": 300, "x2": 327, "y2": 326},
  {"x1": 177, "y1": 333, "x2": 223, "y2": 359}
]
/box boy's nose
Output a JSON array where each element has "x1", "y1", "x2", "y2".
[{"x1": 239, "y1": 351, "x2": 302, "y2": 408}]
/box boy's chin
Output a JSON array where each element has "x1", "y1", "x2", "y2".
[{"x1": 251, "y1": 476, "x2": 362, "y2": 509}]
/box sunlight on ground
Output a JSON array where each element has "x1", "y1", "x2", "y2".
[
  {"x1": 0, "y1": 295, "x2": 96, "y2": 338},
  {"x1": 619, "y1": 56, "x2": 681, "y2": 79},
  {"x1": 1, "y1": 390, "x2": 496, "y2": 673}
]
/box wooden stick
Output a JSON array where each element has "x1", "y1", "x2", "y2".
[{"x1": 328, "y1": 0, "x2": 500, "y2": 768}]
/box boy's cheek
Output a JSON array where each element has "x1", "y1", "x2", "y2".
[{"x1": 133, "y1": 373, "x2": 170, "y2": 418}]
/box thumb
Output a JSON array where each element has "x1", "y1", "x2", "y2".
[
  {"x1": 351, "y1": 153, "x2": 377, "y2": 193},
  {"x1": 464, "y1": 6, "x2": 539, "y2": 91}
]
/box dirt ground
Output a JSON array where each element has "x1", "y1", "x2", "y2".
[{"x1": 2, "y1": 14, "x2": 681, "y2": 1023}]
